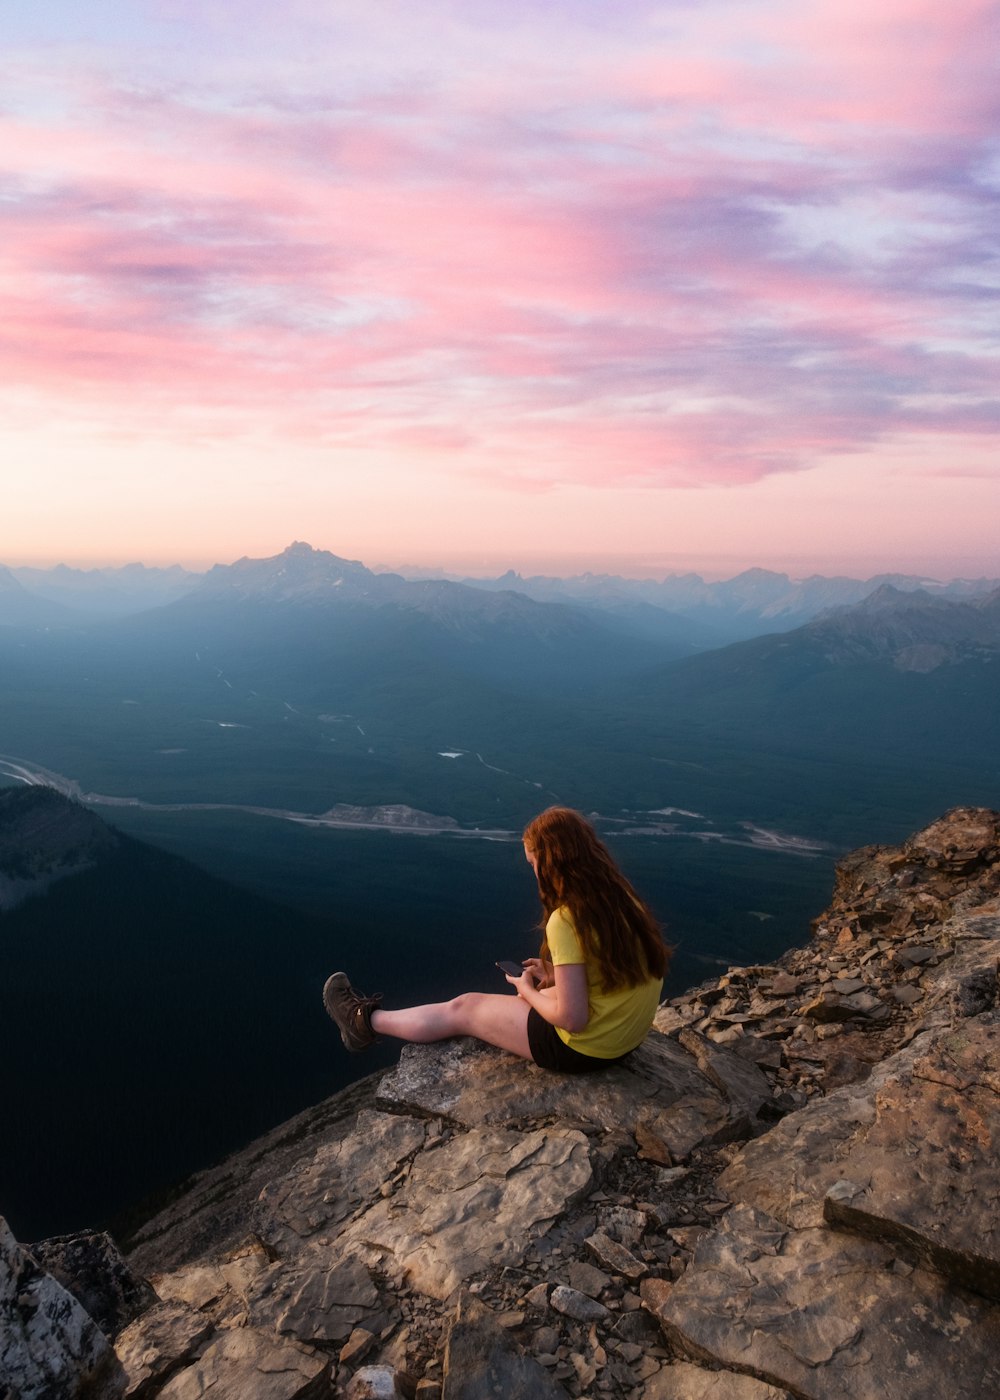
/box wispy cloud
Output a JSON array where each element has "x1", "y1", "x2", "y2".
[{"x1": 2, "y1": 0, "x2": 998, "y2": 501}]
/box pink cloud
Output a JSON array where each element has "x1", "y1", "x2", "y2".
[{"x1": 1, "y1": 0, "x2": 997, "y2": 498}]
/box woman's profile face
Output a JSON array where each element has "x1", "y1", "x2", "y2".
[{"x1": 523, "y1": 841, "x2": 539, "y2": 875}]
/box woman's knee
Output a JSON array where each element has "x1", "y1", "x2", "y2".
[
  {"x1": 448, "y1": 991, "x2": 481, "y2": 1013},
  {"x1": 446, "y1": 991, "x2": 484, "y2": 1028}
]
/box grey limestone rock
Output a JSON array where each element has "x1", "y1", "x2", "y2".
[
  {"x1": 822, "y1": 1012, "x2": 1000, "y2": 1299},
  {"x1": 675, "y1": 1026, "x2": 775, "y2": 1124},
  {"x1": 0, "y1": 1216, "x2": 126, "y2": 1400},
  {"x1": 109, "y1": 806, "x2": 1000, "y2": 1400},
  {"x1": 549, "y1": 1283, "x2": 609, "y2": 1322},
  {"x1": 375, "y1": 1029, "x2": 763, "y2": 1160},
  {"x1": 442, "y1": 1293, "x2": 567, "y2": 1399},
  {"x1": 347, "y1": 1366, "x2": 407, "y2": 1399},
  {"x1": 336, "y1": 1124, "x2": 593, "y2": 1300},
  {"x1": 642, "y1": 1361, "x2": 794, "y2": 1399},
  {"x1": 155, "y1": 1327, "x2": 329, "y2": 1400},
  {"x1": 246, "y1": 1245, "x2": 394, "y2": 1343},
  {"x1": 718, "y1": 1013, "x2": 1000, "y2": 1300},
  {"x1": 584, "y1": 1229, "x2": 646, "y2": 1280},
  {"x1": 256, "y1": 1108, "x2": 428, "y2": 1248},
  {"x1": 565, "y1": 1258, "x2": 609, "y2": 1297},
  {"x1": 651, "y1": 1203, "x2": 1000, "y2": 1400},
  {"x1": 916, "y1": 911, "x2": 1000, "y2": 1026},
  {"x1": 28, "y1": 1230, "x2": 157, "y2": 1341},
  {"x1": 339, "y1": 1326, "x2": 377, "y2": 1368},
  {"x1": 113, "y1": 1300, "x2": 214, "y2": 1398}
]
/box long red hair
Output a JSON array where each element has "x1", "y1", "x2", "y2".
[{"x1": 522, "y1": 807, "x2": 669, "y2": 992}]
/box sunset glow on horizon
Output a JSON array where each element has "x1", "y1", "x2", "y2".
[{"x1": 3, "y1": 1, "x2": 998, "y2": 579}]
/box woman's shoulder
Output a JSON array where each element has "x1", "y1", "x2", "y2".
[{"x1": 546, "y1": 905, "x2": 585, "y2": 957}]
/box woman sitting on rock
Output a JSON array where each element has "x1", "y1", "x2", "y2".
[{"x1": 323, "y1": 806, "x2": 669, "y2": 1073}]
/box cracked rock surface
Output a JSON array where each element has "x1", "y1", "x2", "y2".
[
  {"x1": 651, "y1": 1203, "x2": 1000, "y2": 1400},
  {"x1": 4, "y1": 806, "x2": 1000, "y2": 1400}
]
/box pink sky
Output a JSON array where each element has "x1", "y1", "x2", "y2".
[{"x1": 3, "y1": 0, "x2": 998, "y2": 577}]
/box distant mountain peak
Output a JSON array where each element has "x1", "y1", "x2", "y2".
[
  {"x1": 194, "y1": 543, "x2": 376, "y2": 603},
  {"x1": 803, "y1": 582, "x2": 1000, "y2": 670},
  {"x1": 849, "y1": 582, "x2": 925, "y2": 611},
  {"x1": 731, "y1": 567, "x2": 790, "y2": 583},
  {"x1": 0, "y1": 566, "x2": 73, "y2": 626}
]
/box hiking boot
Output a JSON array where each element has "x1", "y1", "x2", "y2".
[{"x1": 323, "y1": 972, "x2": 382, "y2": 1052}]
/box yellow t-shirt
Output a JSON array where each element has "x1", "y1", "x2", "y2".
[{"x1": 545, "y1": 906, "x2": 662, "y2": 1059}]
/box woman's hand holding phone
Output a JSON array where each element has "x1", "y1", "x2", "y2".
[{"x1": 521, "y1": 956, "x2": 554, "y2": 988}]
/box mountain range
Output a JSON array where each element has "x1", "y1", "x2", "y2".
[
  {"x1": 6, "y1": 544, "x2": 996, "y2": 645},
  {"x1": 406, "y1": 560, "x2": 999, "y2": 643},
  {"x1": 0, "y1": 542, "x2": 996, "y2": 848}
]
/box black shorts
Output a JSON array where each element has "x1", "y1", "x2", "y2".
[{"x1": 527, "y1": 1008, "x2": 630, "y2": 1074}]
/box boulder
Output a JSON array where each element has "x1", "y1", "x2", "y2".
[
  {"x1": 377, "y1": 1031, "x2": 772, "y2": 1161},
  {"x1": 27, "y1": 1230, "x2": 157, "y2": 1341},
  {"x1": 0, "y1": 1216, "x2": 125, "y2": 1400}
]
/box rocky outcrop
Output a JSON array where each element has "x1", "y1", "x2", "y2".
[
  {"x1": 0, "y1": 1217, "x2": 126, "y2": 1400},
  {"x1": 4, "y1": 807, "x2": 999, "y2": 1400},
  {"x1": 27, "y1": 1231, "x2": 158, "y2": 1341}
]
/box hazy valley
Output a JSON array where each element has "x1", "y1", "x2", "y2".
[{"x1": 2, "y1": 542, "x2": 998, "y2": 1237}]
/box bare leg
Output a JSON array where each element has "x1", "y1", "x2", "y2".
[{"x1": 371, "y1": 992, "x2": 532, "y2": 1059}]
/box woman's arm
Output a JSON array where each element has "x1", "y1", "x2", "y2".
[{"x1": 508, "y1": 962, "x2": 589, "y2": 1034}]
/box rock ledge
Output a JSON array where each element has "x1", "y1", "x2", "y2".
[{"x1": 3, "y1": 806, "x2": 999, "y2": 1400}]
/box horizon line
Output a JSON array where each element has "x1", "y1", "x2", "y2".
[{"x1": 3, "y1": 541, "x2": 998, "y2": 588}]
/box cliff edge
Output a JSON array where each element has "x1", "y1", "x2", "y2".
[{"x1": 3, "y1": 808, "x2": 999, "y2": 1400}]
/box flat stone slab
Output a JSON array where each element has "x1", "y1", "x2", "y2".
[
  {"x1": 338, "y1": 1124, "x2": 593, "y2": 1300},
  {"x1": 256, "y1": 1109, "x2": 428, "y2": 1246},
  {"x1": 246, "y1": 1246, "x2": 394, "y2": 1344},
  {"x1": 719, "y1": 1013, "x2": 1000, "y2": 1299},
  {"x1": 156, "y1": 1328, "x2": 329, "y2": 1400},
  {"x1": 824, "y1": 1013, "x2": 1000, "y2": 1299},
  {"x1": 377, "y1": 1032, "x2": 761, "y2": 1161},
  {"x1": 651, "y1": 1204, "x2": 1000, "y2": 1400},
  {"x1": 643, "y1": 1361, "x2": 794, "y2": 1399},
  {"x1": 113, "y1": 1300, "x2": 215, "y2": 1399}
]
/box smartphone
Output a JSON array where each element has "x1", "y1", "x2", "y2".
[{"x1": 496, "y1": 960, "x2": 524, "y2": 978}]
